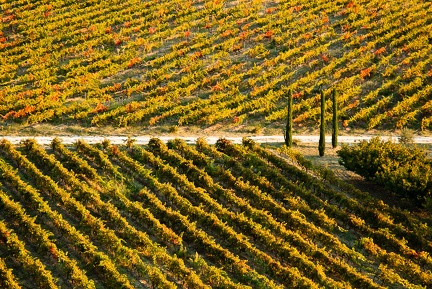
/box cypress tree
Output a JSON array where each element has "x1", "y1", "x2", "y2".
[
  {"x1": 285, "y1": 89, "x2": 293, "y2": 147},
  {"x1": 332, "y1": 88, "x2": 338, "y2": 148},
  {"x1": 319, "y1": 89, "x2": 326, "y2": 157}
]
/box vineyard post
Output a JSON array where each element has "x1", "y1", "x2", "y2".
[
  {"x1": 285, "y1": 89, "x2": 293, "y2": 147},
  {"x1": 319, "y1": 89, "x2": 326, "y2": 157},
  {"x1": 332, "y1": 88, "x2": 338, "y2": 148}
]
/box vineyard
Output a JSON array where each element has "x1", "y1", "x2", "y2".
[
  {"x1": 1, "y1": 0, "x2": 432, "y2": 288},
  {"x1": 0, "y1": 0, "x2": 431, "y2": 133},
  {"x1": 0, "y1": 137, "x2": 431, "y2": 288}
]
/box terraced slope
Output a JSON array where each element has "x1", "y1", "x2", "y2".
[
  {"x1": 0, "y1": 0, "x2": 431, "y2": 131},
  {"x1": 0, "y1": 137, "x2": 431, "y2": 288}
]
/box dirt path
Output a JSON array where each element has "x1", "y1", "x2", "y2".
[{"x1": 1, "y1": 134, "x2": 432, "y2": 145}]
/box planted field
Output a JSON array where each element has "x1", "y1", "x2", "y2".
[
  {"x1": 0, "y1": 0, "x2": 431, "y2": 132},
  {"x1": 0, "y1": 137, "x2": 431, "y2": 288}
]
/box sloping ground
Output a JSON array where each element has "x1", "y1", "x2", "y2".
[
  {"x1": 0, "y1": 137, "x2": 431, "y2": 288},
  {"x1": 0, "y1": 0, "x2": 431, "y2": 132}
]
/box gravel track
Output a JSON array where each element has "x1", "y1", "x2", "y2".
[{"x1": 1, "y1": 135, "x2": 431, "y2": 145}]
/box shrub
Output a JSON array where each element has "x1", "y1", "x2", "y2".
[
  {"x1": 399, "y1": 128, "x2": 414, "y2": 145},
  {"x1": 337, "y1": 137, "x2": 432, "y2": 204},
  {"x1": 168, "y1": 125, "x2": 179, "y2": 133},
  {"x1": 251, "y1": 126, "x2": 263, "y2": 134}
]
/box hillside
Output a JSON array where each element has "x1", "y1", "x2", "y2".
[
  {"x1": 0, "y1": 0, "x2": 431, "y2": 135},
  {"x1": 0, "y1": 137, "x2": 431, "y2": 288}
]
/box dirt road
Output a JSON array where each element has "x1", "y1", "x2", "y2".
[{"x1": 1, "y1": 135, "x2": 431, "y2": 145}]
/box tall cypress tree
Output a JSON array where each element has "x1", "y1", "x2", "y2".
[
  {"x1": 319, "y1": 89, "x2": 326, "y2": 157},
  {"x1": 332, "y1": 88, "x2": 338, "y2": 148},
  {"x1": 285, "y1": 89, "x2": 293, "y2": 147}
]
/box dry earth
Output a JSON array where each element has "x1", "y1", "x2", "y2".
[{"x1": 2, "y1": 134, "x2": 432, "y2": 145}]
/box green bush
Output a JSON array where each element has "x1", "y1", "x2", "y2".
[{"x1": 337, "y1": 137, "x2": 432, "y2": 204}]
